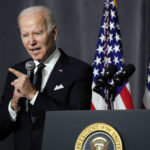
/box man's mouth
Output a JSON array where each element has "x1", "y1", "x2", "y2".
[
  {"x1": 29, "y1": 47, "x2": 41, "y2": 55},
  {"x1": 30, "y1": 47, "x2": 41, "y2": 51}
]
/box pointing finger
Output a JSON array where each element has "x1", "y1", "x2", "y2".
[{"x1": 8, "y1": 68, "x2": 25, "y2": 78}]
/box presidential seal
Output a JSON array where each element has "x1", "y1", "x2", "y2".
[{"x1": 74, "y1": 123, "x2": 123, "y2": 150}]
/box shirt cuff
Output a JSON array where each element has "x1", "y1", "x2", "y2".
[
  {"x1": 8, "y1": 101, "x2": 20, "y2": 122},
  {"x1": 30, "y1": 91, "x2": 39, "y2": 105}
]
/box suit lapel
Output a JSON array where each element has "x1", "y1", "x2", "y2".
[{"x1": 43, "y1": 49, "x2": 69, "y2": 92}]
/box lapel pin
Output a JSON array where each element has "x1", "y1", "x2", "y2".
[{"x1": 59, "y1": 69, "x2": 63, "y2": 72}]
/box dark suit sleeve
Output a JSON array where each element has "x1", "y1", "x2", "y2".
[
  {"x1": 0, "y1": 105, "x2": 14, "y2": 140},
  {"x1": 30, "y1": 64, "x2": 92, "y2": 114},
  {"x1": 67, "y1": 66, "x2": 92, "y2": 109},
  {"x1": 0, "y1": 72, "x2": 16, "y2": 140}
]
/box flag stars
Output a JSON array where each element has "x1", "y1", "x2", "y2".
[
  {"x1": 148, "y1": 75, "x2": 150, "y2": 84},
  {"x1": 96, "y1": 45, "x2": 103, "y2": 54},
  {"x1": 93, "y1": 68, "x2": 99, "y2": 77},
  {"x1": 101, "y1": 22, "x2": 108, "y2": 30},
  {"x1": 115, "y1": 33, "x2": 121, "y2": 41},
  {"x1": 100, "y1": 68, "x2": 105, "y2": 75},
  {"x1": 148, "y1": 63, "x2": 150, "y2": 70},
  {"x1": 113, "y1": 45, "x2": 120, "y2": 53},
  {"x1": 104, "y1": 10, "x2": 109, "y2": 18},
  {"x1": 105, "y1": 0, "x2": 110, "y2": 8},
  {"x1": 95, "y1": 57, "x2": 101, "y2": 66},
  {"x1": 110, "y1": 22, "x2": 115, "y2": 30},
  {"x1": 116, "y1": 24, "x2": 120, "y2": 30},
  {"x1": 109, "y1": 33, "x2": 113, "y2": 42},
  {"x1": 107, "y1": 45, "x2": 113, "y2": 54},
  {"x1": 110, "y1": 1, "x2": 115, "y2": 7},
  {"x1": 120, "y1": 66, "x2": 123, "y2": 70},
  {"x1": 120, "y1": 58, "x2": 124, "y2": 64},
  {"x1": 111, "y1": 10, "x2": 116, "y2": 18},
  {"x1": 114, "y1": 56, "x2": 119, "y2": 64},
  {"x1": 93, "y1": 0, "x2": 124, "y2": 87},
  {"x1": 91, "y1": 0, "x2": 133, "y2": 110},
  {"x1": 104, "y1": 57, "x2": 111, "y2": 64},
  {"x1": 99, "y1": 34, "x2": 106, "y2": 43}
]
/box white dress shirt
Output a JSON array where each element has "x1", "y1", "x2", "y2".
[{"x1": 8, "y1": 48, "x2": 61, "y2": 121}]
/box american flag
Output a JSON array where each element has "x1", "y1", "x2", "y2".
[
  {"x1": 143, "y1": 57, "x2": 150, "y2": 109},
  {"x1": 91, "y1": 0, "x2": 134, "y2": 110}
]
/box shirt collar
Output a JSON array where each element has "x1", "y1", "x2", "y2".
[{"x1": 34, "y1": 48, "x2": 61, "y2": 68}]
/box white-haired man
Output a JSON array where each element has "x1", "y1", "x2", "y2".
[{"x1": 0, "y1": 5, "x2": 92, "y2": 150}]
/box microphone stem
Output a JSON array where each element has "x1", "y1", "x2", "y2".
[
  {"x1": 25, "y1": 99, "x2": 29, "y2": 111},
  {"x1": 107, "y1": 85, "x2": 116, "y2": 110}
]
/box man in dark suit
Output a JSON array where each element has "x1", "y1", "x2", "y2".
[{"x1": 0, "y1": 5, "x2": 92, "y2": 150}]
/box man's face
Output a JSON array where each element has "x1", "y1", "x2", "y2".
[{"x1": 19, "y1": 12, "x2": 57, "y2": 63}]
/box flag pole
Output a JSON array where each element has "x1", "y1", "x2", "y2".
[{"x1": 113, "y1": 0, "x2": 117, "y2": 8}]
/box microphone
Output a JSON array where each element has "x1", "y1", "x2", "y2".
[
  {"x1": 111, "y1": 64, "x2": 135, "y2": 87},
  {"x1": 96, "y1": 64, "x2": 118, "y2": 87},
  {"x1": 93, "y1": 64, "x2": 117, "y2": 96},
  {"x1": 25, "y1": 61, "x2": 35, "y2": 83},
  {"x1": 25, "y1": 61, "x2": 35, "y2": 111}
]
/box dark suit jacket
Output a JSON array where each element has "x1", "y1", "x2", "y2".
[{"x1": 0, "y1": 49, "x2": 92, "y2": 150}]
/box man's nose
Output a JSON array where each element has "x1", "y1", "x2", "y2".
[{"x1": 29, "y1": 36, "x2": 37, "y2": 46}]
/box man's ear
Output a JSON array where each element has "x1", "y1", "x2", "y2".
[{"x1": 52, "y1": 25, "x2": 58, "y2": 41}]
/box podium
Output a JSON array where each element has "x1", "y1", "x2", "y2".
[{"x1": 42, "y1": 110, "x2": 150, "y2": 150}]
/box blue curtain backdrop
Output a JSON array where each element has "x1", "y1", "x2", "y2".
[{"x1": 0, "y1": 0, "x2": 149, "y2": 149}]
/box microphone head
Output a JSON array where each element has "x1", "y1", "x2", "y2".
[
  {"x1": 96, "y1": 64, "x2": 117, "y2": 87},
  {"x1": 104, "y1": 64, "x2": 118, "y2": 79},
  {"x1": 25, "y1": 61, "x2": 35, "y2": 71},
  {"x1": 113, "y1": 64, "x2": 135, "y2": 87},
  {"x1": 122, "y1": 64, "x2": 135, "y2": 78}
]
